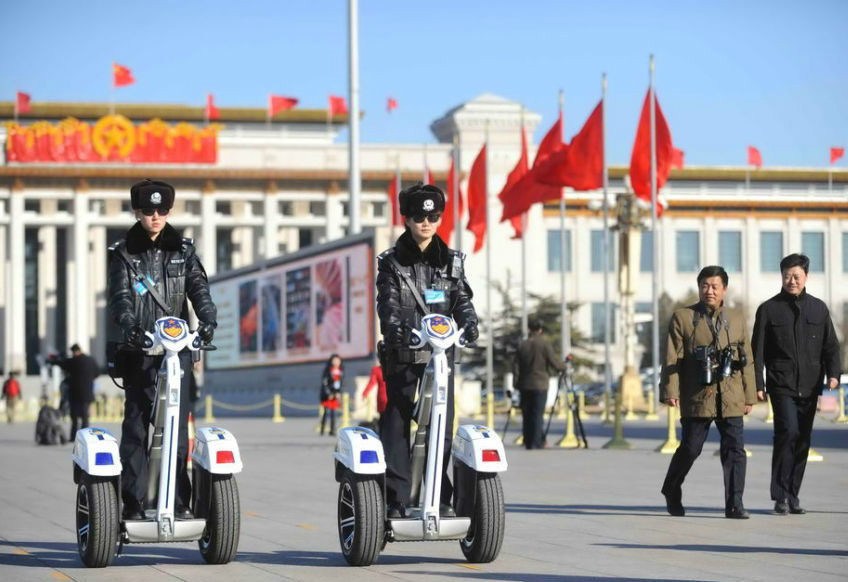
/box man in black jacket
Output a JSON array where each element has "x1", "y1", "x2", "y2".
[
  {"x1": 52, "y1": 344, "x2": 99, "y2": 441},
  {"x1": 108, "y1": 179, "x2": 217, "y2": 521},
  {"x1": 752, "y1": 253, "x2": 841, "y2": 515},
  {"x1": 513, "y1": 320, "x2": 564, "y2": 449},
  {"x1": 376, "y1": 182, "x2": 478, "y2": 519}
]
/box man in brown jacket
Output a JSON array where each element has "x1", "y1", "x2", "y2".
[
  {"x1": 513, "y1": 320, "x2": 564, "y2": 449},
  {"x1": 660, "y1": 266, "x2": 757, "y2": 519}
]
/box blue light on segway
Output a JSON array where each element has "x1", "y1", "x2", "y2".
[
  {"x1": 359, "y1": 450, "x2": 379, "y2": 464},
  {"x1": 95, "y1": 452, "x2": 114, "y2": 465}
]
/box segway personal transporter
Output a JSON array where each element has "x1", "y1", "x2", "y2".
[
  {"x1": 72, "y1": 317, "x2": 243, "y2": 567},
  {"x1": 333, "y1": 314, "x2": 508, "y2": 566}
]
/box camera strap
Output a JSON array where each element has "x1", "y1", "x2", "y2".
[
  {"x1": 387, "y1": 254, "x2": 431, "y2": 316},
  {"x1": 115, "y1": 245, "x2": 173, "y2": 316}
]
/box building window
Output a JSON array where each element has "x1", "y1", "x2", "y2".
[
  {"x1": 801, "y1": 231, "x2": 825, "y2": 272},
  {"x1": 675, "y1": 231, "x2": 700, "y2": 272},
  {"x1": 299, "y1": 228, "x2": 314, "y2": 249},
  {"x1": 279, "y1": 201, "x2": 293, "y2": 216},
  {"x1": 591, "y1": 229, "x2": 616, "y2": 273},
  {"x1": 309, "y1": 201, "x2": 326, "y2": 217},
  {"x1": 640, "y1": 230, "x2": 653, "y2": 273},
  {"x1": 591, "y1": 302, "x2": 616, "y2": 343},
  {"x1": 216, "y1": 228, "x2": 233, "y2": 273},
  {"x1": 216, "y1": 201, "x2": 231, "y2": 215},
  {"x1": 24, "y1": 199, "x2": 39, "y2": 212},
  {"x1": 718, "y1": 231, "x2": 742, "y2": 272},
  {"x1": 760, "y1": 231, "x2": 783, "y2": 272},
  {"x1": 373, "y1": 201, "x2": 386, "y2": 218},
  {"x1": 547, "y1": 229, "x2": 572, "y2": 272}
]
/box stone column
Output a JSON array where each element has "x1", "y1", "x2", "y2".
[
  {"x1": 71, "y1": 181, "x2": 91, "y2": 352},
  {"x1": 200, "y1": 181, "x2": 216, "y2": 276},
  {"x1": 37, "y1": 208, "x2": 58, "y2": 353},
  {"x1": 8, "y1": 181, "x2": 26, "y2": 372},
  {"x1": 264, "y1": 181, "x2": 280, "y2": 259}
]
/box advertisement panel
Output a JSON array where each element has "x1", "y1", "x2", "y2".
[{"x1": 207, "y1": 237, "x2": 373, "y2": 369}]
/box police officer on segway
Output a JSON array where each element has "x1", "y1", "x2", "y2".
[{"x1": 376, "y1": 182, "x2": 479, "y2": 520}]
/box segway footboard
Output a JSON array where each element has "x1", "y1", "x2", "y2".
[{"x1": 334, "y1": 426, "x2": 386, "y2": 480}]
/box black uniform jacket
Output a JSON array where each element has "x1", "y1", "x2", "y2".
[
  {"x1": 108, "y1": 222, "x2": 217, "y2": 339},
  {"x1": 752, "y1": 289, "x2": 841, "y2": 398},
  {"x1": 57, "y1": 354, "x2": 100, "y2": 403},
  {"x1": 376, "y1": 231, "x2": 477, "y2": 364}
]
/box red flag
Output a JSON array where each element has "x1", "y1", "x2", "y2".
[
  {"x1": 437, "y1": 157, "x2": 465, "y2": 242},
  {"x1": 500, "y1": 114, "x2": 564, "y2": 222},
  {"x1": 747, "y1": 146, "x2": 762, "y2": 168},
  {"x1": 387, "y1": 173, "x2": 404, "y2": 227},
  {"x1": 629, "y1": 90, "x2": 674, "y2": 214},
  {"x1": 537, "y1": 101, "x2": 604, "y2": 191},
  {"x1": 830, "y1": 147, "x2": 845, "y2": 165},
  {"x1": 465, "y1": 144, "x2": 488, "y2": 253},
  {"x1": 671, "y1": 147, "x2": 685, "y2": 169},
  {"x1": 386, "y1": 97, "x2": 398, "y2": 113},
  {"x1": 498, "y1": 127, "x2": 531, "y2": 239},
  {"x1": 113, "y1": 63, "x2": 135, "y2": 87},
  {"x1": 329, "y1": 95, "x2": 348, "y2": 117},
  {"x1": 15, "y1": 91, "x2": 31, "y2": 114},
  {"x1": 205, "y1": 94, "x2": 220, "y2": 121},
  {"x1": 269, "y1": 95, "x2": 298, "y2": 116}
]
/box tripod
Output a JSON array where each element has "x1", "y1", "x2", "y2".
[{"x1": 543, "y1": 356, "x2": 588, "y2": 448}]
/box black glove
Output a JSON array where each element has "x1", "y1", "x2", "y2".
[
  {"x1": 463, "y1": 322, "x2": 479, "y2": 344},
  {"x1": 124, "y1": 326, "x2": 148, "y2": 349},
  {"x1": 197, "y1": 322, "x2": 215, "y2": 344},
  {"x1": 385, "y1": 325, "x2": 406, "y2": 348}
]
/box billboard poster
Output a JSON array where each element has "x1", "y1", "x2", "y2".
[{"x1": 207, "y1": 238, "x2": 373, "y2": 369}]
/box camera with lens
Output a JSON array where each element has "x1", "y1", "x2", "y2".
[
  {"x1": 694, "y1": 344, "x2": 747, "y2": 385},
  {"x1": 693, "y1": 345, "x2": 717, "y2": 385}
]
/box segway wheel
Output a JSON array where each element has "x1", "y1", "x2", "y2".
[
  {"x1": 460, "y1": 473, "x2": 505, "y2": 563},
  {"x1": 76, "y1": 477, "x2": 119, "y2": 568},
  {"x1": 338, "y1": 470, "x2": 384, "y2": 566},
  {"x1": 198, "y1": 473, "x2": 241, "y2": 564}
]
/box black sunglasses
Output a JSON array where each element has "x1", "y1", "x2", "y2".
[
  {"x1": 140, "y1": 207, "x2": 170, "y2": 216},
  {"x1": 411, "y1": 212, "x2": 442, "y2": 224}
]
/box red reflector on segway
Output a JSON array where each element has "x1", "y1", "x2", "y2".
[
  {"x1": 481, "y1": 449, "x2": 500, "y2": 462},
  {"x1": 216, "y1": 450, "x2": 235, "y2": 464}
]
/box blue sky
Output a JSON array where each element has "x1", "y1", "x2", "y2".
[{"x1": 2, "y1": 0, "x2": 846, "y2": 167}]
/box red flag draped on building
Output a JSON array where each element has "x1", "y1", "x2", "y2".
[
  {"x1": 466, "y1": 144, "x2": 488, "y2": 253},
  {"x1": 269, "y1": 95, "x2": 298, "y2": 116},
  {"x1": 436, "y1": 158, "x2": 464, "y2": 242},
  {"x1": 498, "y1": 127, "x2": 530, "y2": 238},
  {"x1": 830, "y1": 147, "x2": 845, "y2": 165},
  {"x1": 537, "y1": 101, "x2": 604, "y2": 191},
  {"x1": 329, "y1": 95, "x2": 348, "y2": 117},
  {"x1": 629, "y1": 90, "x2": 674, "y2": 214},
  {"x1": 113, "y1": 63, "x2": 135, "y2": 87},
  {"x1": 386, "y1": 97, "x2": 398, "y2": 113},
  {"x1": 500, "y1": 114, "x2": 564, "y2": 222},
  {"x1": 387, "y1": 172, "x2": 404, "y2": 227},
  {"x1": 15, "y1": 91, "x2": 31, "y2": 115},
  {"x1": 205, "y1": 94, "x2": 220, "y2": 121},
  {"x1": 747, "y1": 146, "x2": 762, "y2": 168}
]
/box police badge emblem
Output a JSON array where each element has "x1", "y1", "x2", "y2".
[
  {"x1": 150, "y1": 191, "x2": 162, "y2": 205},
  {"x1": 423, "y1": 199, "x2": 435, "y2": 212}
]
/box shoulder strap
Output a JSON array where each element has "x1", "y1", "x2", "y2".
[
  {"x1": 114, "y1": 245, "x2": 173, "y2": 316},
  {"x1": 387, "y1": 254, "x2": 430, "y2": 316}
]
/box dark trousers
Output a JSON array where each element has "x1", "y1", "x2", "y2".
[
  {"x1": 69, "y1": 400, "x2": 90, "y2": 441},
  {"x1": 321, "y1": 406, "x2": 336, "y2": 435},
  {"x1": 520, "y1": 390, "x2": 547, "y2": 449},
  {"x1": 662, "y1": 416, "x2": 747, "y2": 509},
  {"x1": 769, "y1": 393, "x2": 818, "y2": 503},
  {"x1": 380, "y1": 361, "x2": 454, "y2": 507},
  {"x1": 119, "y1": 351, "x2": 192, "y2": 508}
]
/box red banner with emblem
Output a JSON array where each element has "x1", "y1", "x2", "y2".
[{"x1": 4, "y1": 115, "x2": 220, "y2": 164}]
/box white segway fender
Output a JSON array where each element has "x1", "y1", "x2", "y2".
[
  {"x1": 72, "y1": 428, "x2": 122, "y2": 479},
  {"x1": 334, "y1": 426, "x2": 386, "y2": 476},
  {"x1": 192, "y1": 427, "x2": 244, "y2": 474},
  {"x1": 452, "y1": 424, "x2": 508, "y2": 472}
]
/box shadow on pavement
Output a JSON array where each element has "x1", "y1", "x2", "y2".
[
  {"x1": 237, "y1": 549, "x2": 461, "y2": 567},
  {"x1": 598, "y1": 542, "x2": 848, "y2": 557},
  {"x1": 407, "y1": 572, "x2": 703, "y2": 582}
]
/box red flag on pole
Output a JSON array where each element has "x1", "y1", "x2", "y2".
[
  {"x1": 329, "y1": 95, "x2": 348, "y2": 117},
  {"x1": 537, "y1": 101, "x2": 604, "y2": 191},
  {"x1": 747, "y1": 146, "x2": 762, "y2": 168},
  {"x1": 671, "y1": 147, "x2": 685, "y2": 169},
  {"x1": 15, "y1": 91, "x2": 31, "y2": 115},
  {"x1": 498, "y1": 127, "x2": 530, "y2": 239},
  {"x1": 830, "y1": 147, "x2": 845, "y2": 165},
  {"x1": 629, "y1": 90, "x2": 674, "y2": 213},
  {"x1": 437, "y1": 158, "x2": 464, "y2": 242},
  {"x1": 113, "y1": 63, "x2": 135, "y2": 87},
  {"x1": 205, "y1": 94, "x2": 220, "y2": 121},
  {"x1": 386, "y1": 97, "x2": 398, "y2": 113},
  {"x1": 269, "y1": 95, "x2": 299, "y2": 116},
  {"x1": 387, "y1": 172, "x2": 404, "y2": 227},
  {"x1": 466, "y1": 144, "x2": 488, "y2": 253}
]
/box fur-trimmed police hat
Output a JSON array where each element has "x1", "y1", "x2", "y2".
[
  {"x1": 130, "y1": 179, "x2": 175, "y2": 210},
  {"x1": 398, "y1": 182, "x2": 446, "y2": 216}
]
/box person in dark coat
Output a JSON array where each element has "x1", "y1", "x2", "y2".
[
  {"x1": 53, "y1": 344, "x2": 100, "y2": 441},
  {"x1": 376, "y1": 182, "x2": 479, "y2": 519},
  {"x1": 512, "y1": 320, "x2": 564, "y2": 449},
  {"x1": 752, "y1": 253, "x2": 841, "y2": 515},
  {"x1": 108, "y1": 179, "x2": 217, "y2": 521}
]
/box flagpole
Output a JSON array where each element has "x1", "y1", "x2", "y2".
[
  {"x1": 558, "y1": 90, "x2": 570, "y2": 358},
  {"x1": 394, "y1": 162, "x2": 402, "y2": 238},
  {"x1": 601, "y1": 73, "x2": 612, "y2": 401},
  {"x1": 520, "y1": 108, "x2": 528, "y2": 338},
  {"x1": 423, "y1": 143, "x2": 429, "y2": 182},
  {"x1": 453, "y1": 134, "x2": 462, "y2": 253},
  {"x1": 13, "y1": 96, "x2": 18, "y2": 123},
  {"x1": 649, "y1": 54, "x2": 660, "y2": 401},
  {"x1": 484, "y1": 122, "x2": 494, "y2": 429},
  {"x1": 348, "y1": 0, "x2": 362, "y2": 234}
]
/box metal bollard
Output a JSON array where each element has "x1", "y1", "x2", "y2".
[
  {"x1": 577, "y1": 391, "x2": 588, "y2": 418},
  {"x1": 644, "y1": 388, "x2": 659, "y2": 420},
  {"x1": 624, "y1": 392, "x2": 638, "y2": 421},
  {"x1": 834, "y1": 385, "x2": 848, "y2": 424},
  {"x1": 315, "y1": 405, "x2": 324, "y2": 433},
  {"x1": 765, "y1": 397, "x2": 774, "y2": 424},
  {"x1": 272, "y1": 393, "x2": 285, "y2": 423},
  {"x1": 656, "y1": 404, "x2": 679, "y2": 454},
  {"x1": 204, "y1": 394, "x2": 215, "y2": 422},
  {"x1": 602, "y1": 391, "x2": 612, "y2": 425},
  {"x1": 340, "y1": 393, "x2": 350, "y2": 430},
  {"x1": 557, "y1": 398, "x2": 579, "y2": 449}
]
